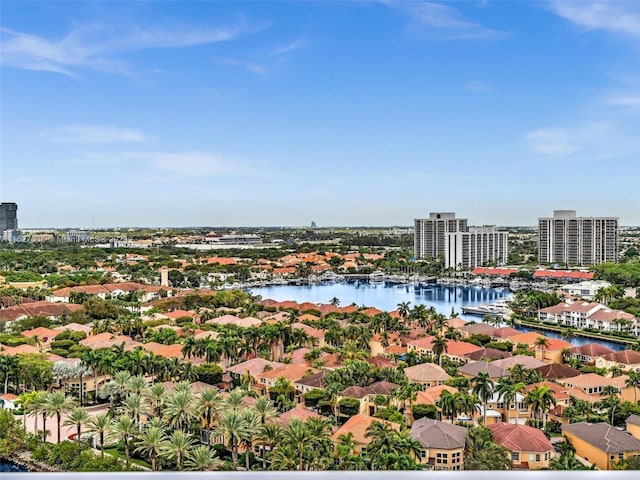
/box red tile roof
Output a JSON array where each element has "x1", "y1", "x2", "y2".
[{"x1": 489, "y1": 423, "x2": 553, "y2": 453}]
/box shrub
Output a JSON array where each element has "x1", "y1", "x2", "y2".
[
  {"x1": 411, "y1": 404, "x2": 438, "y2": 420},
  {"x1": 338, "y1": 398, "x2": 361, "y2": 416},
  {"x1": 303, "y1": 389, "x2": 327, "y2": 408},
  {"x1": 195, "y1": 363, "x2": 223, "y2": 385}
]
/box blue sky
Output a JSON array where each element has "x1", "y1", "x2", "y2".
[{"x1": 1, "y1": 1, "x2": 639, "y2": 228}]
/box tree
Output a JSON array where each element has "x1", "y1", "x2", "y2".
[
  {"x1": 163, "y1": 388, "x2": 196, "y2": 432},
  {"x1": 0, "y1": 354, "x2": 18, "y2": 394},
  {"x1": 431, "y1": 335, "x2": 448, "y2": 367},
  {"x1": 525, "y1": 385, "x2": 556, "y2": 429},
  {"x1": 196, "y1": 363, "x2": 223, "y2": 385},
  {"x1": 464, "y1": 425, "x2": 510, "y2": 470},
  {"x1": 135, "y1": 425, "x2": 167, "y2": 471},
  {"x1": 185, "y1": 445, "x2": 224, "y2": 471},
  {"x1": 626, "y1": 370, "x2": 640, "y2": 404},
  {"x1": 472, "y1": 372, "x2": 494, "y2": 425},
  {"x1": 45, "y1": 391, "x2": 76, "y2": 443},
  {"x1": 161, "y1": 430, "x2": 197, "y2": 471},
  {"x1": 496, "y1": 380, "x2": 525, "y2": 424},
  {"x1": 217, "y1": 409, "x2": 248, "y2": 469},
  {"x1": 110, "y1": 415, "x2": 136, "y2": 467},
  {"x1": 63, "y1": 407, "x2": 90, "y2": 452},
  {"x1": 280, "y1": 418, "x2": 314, "y2": 471},
  {"x1": 196, "y1": 388, "x2": 221, "y2": 445},
  {"x1": 256, "y1": 422, "x2": 282, "y2": 470},
  {"x1": 364, "y1": 420, "x2": 422, "y2": 470},
  {"x1": 239, "y1": 409, "x2": 261, "y2": 471},
  {"x1": 534, "y1": 337, "x2": 550, "y2": 361},
  {"x1": 87, "y1": 412, "x2": 112, "y2": 457}
]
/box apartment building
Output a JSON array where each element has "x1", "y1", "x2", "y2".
[
  {"x1": 538, "y1": 210, "x2": 618, "y2": 266},
  {"x1": 444, "y1": 226, "x2": 509, "y2": 270},
  {"x1": 414, "y1": 212, "x2": 467, "y2": 259},
  {"x1": 0, "y1": 202, "x2": 18, "y2": 235},
  {"x1": 538, "y1": 301, "x2": 638, "y2": 335}
]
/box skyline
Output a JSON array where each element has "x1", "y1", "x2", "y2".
[{"x1": 1, "y1": 1, "x2": 639, "y2": 228}]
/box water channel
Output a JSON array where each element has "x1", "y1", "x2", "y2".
[{"x1": 249, "y1": 282, "x2": 628, "y2": 351}]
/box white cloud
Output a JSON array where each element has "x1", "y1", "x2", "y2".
[
  {"x1": 388, "y1": 1, "x2": 506, "y2": 40},
  {"x1": 270, "y1": 38, "x2": 308, "y2": 56},
  {"x1": 43, "y1": 124, "x2": 151, "y2": 143},
  {"x1": 603, "y1": 93, "x2": 640, "y2": 112},
  {"x1": 218, "y1": 58, "x2": 267, "y2": 75},
  {"x1": 525, "y1": 122, "x2": 640, "y2": 159},
  {"x1": 125, "y1": 151, "x2": 239, "y2": 177},
  {"x1": 0, "y1": 19, "x2": 268, "y2": 76},
  {"x1": 464, "y1": 80, "x2": 495, "y2": 93},
  {"x1": 545, "y1": 1, "x2": 640, "y2": 38}
]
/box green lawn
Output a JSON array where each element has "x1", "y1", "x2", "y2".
[{"x1": 103, "y1": 448, "x2": 151, "y2": 469}]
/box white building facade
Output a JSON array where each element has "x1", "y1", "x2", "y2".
[
  {"x1": 538, "y1": 210, "x2": 618, "y2": 266},
  {"x1": 444, "y1": 226, "x2": 509, "y2": 270},
  {"x1": 414, "y1": 212, "x2": 467, "y2": 260}
]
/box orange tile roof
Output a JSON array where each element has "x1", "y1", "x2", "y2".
[{"x1": 331, "y1": 414, "x2": 399, "y2": 445}]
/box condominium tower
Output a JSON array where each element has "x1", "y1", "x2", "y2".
[
  {"x1": 0, "y1": 202, "x2": 18, "y2": 234},
  {"x1": 414, "y1": 212, "x2": 467, "y2": 260},
  {"x1": 414, "y1": 212, "x2": 508, "y2": 270},
  {"x1": 445, "y1": 227, "x2": 509, "y2": 271},
  {"x1": 538, "y1": 210, "x2": 618, "y2": 266}
]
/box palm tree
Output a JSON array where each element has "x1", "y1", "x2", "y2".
[
  {"x1": 397, "y1": 301, "x2": 411, "y2": 323},
  {"x1": 135, "y1": 425, "x2": 167, "y2": 471},
  {"x1": 81, "y1": 350, "x2": 101, "y2": 404},
  {"x1": 163, "y1": 388, "x2": 196, "y2": 432},
  {"x1": 161, "y1": 430, "x2": 196, "y2": 471},
  {"x1": 24, "y1": 391, "x2": 47, "y2": 438},
  {"x1": 240, "y1": 409, "x2": 261, "y2": 471},
  {"x1": 525, "y1": 385, "x2": 556, "y2": 429},
  {"x1": 534, "y1": 337, "x2": 550, "y2": 361},
  {"x1": 122, "y1": 392, "x2": 144, "y2": 425},
  {"x1": 126, "y1": 374, "x2": 148, "y2": 396},
  {"x1": 496, "y1": 380, "x2": 525, "y2": 424},
  {"x1": 330, "y1": 297, "x2": 341, "y2": 307},
  {"x1": 0, "y1": 354, "x2": 18, "y2": 395},
  {"x1": 185, "y1": 445, "x2": 224, "y2": 471},
  {"x1": 253, "y1": 395, "x2": 278, "y2": 425},
  {"x1": 217, "y1": 409, "x2": 248, "y2": 469},
  {"x1": 45, "y1": 391, "x2": 76, "y2": 443},
  {"x1": 87, "y1": 412, "x2": 112, "y2": 457},
  {"x1": 256, "y1": 422, "x2": 282, "y2": 470},
  {"x1": 281, "y1": 418, "x2": 314, "y2": 471},
  {"x1": 432, "y1": 335, "x2": 448, "y2": 367},
  {"x1": 625, "y1": 370, "x2": 640, "y2": 404},
  {"x1": 196, "y1": 388, "x2": 221, "y2": 444},
  {"x1": 472, "y1": 372, "x2": 494, "y2": 425},
  {"x1": 63, "y1": 407, "x2": 90, "y2": 451},
  {"x1": 110, "y1": 415, "x2": 136, "y2": 467},
  {"x1": 144, "y1": 383, "x2": 167, "y2": 418}
]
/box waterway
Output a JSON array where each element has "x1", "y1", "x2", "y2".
[
  {"x1": 249, "y1": 281, "x2": 627, "y2": 352},
  {"x1": 0, "y1": 460, "x2": 29, "y2": 472}
]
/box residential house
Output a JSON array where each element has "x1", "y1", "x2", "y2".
[
  {"x1": 403, "y1": 363, "x2": 451, "y2": 388},
  {"x1": 410, "y1": 419, "x2": 467, "y2": 471},
  {"x1": 339, "y1": 381, "x2": 400, "y2": 416},
  {"x1": 566, "y1": 343, "x2": 615, "y2": 364},
  {"x1": 464, "y1": 347, "x2": 511, "y2": 362},
  {"x1": 538, "y1": 301, "x2": 638, "y2": 335},
  {"x1": 490, "y1": 355, "x2": 545, "y2": 371},
  {"x1": 331, "y1": 414, "x2": 400, "y2": 456},
  {"x1": 459, "y1": 323, "x2": 498, "y2": 339},
  {"x1": 562, "y1": 422, "x2": 640, "y2": 470},
  {"x1": 295, "y1": 370, "x2": 327, "y2": 396},
  {"x1": 480, "y1": 390, "x2": 531, "y2": 425},
  {"x1": 0, "y1": 301, "x2": 83, "y2": 330},
  {"x1": 258, "y1": 364, "x2": 318, "y2": 400},
  {"x1": 226, "y1": 358, "x2": 284, "y2": 388},
  {"x1": 534, "y1": 338, "x2": 572, "y2": 364},
  {"x1": 0, "y1": 393, "x2": 18, "y2": 410},
  {"x1": 488, "y1": 423, "x2": 554, "y2": 470},
  {"x1": 627, "y1": 415, "x2": 640, "y2": 441},
  {"x1": 458, "y1": 361, "x2": 507, "y2": 380},
  {"x1": 533, "y1": 364, "x2": 581, "y2": 381},
  {"x1": 595, "y1": 350, "x2": 640, "y2": 373},
  {"x1": 21, "y1": 326, "x2": 58, "y2": 348}
]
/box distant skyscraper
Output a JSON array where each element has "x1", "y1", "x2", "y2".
[
  {"x1": 414, "y1": 212, "x2": 467, "y2": 259},
  {"x1": 538, "y1": 210, "x2": 618, "y2": 266},
  {"x1": 0, "y1": 203, "x2": 18, "y2": 235},
  {"x1": 311, "y1": 221, "x2": 317, "y2": 229}
]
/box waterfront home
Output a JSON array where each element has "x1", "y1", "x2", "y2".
[
  {"x1": 567, "y1": 343, "x2": 615, "y2": 364},
  {"x1": 533, "y1": 363, "x2": 581, "y2": 380},
  {"x1": 410, "y1": 419, "x2": 467, "y2": 470},
  {"x1": 48, "y1": 282, "x2": 164, "y2": 303},
  {"x1": 491, "y1": 327, "x2": 520, "y2": 340},
  {"x1": 562, "y1": 422, "x2": 640, "y2": 470},
  {"x1": 459, "y1": 323, "x2": 498, "y2": 339},
  {"x1": 331, "y1": 414, "x2": 400, "y2": 456},
  {"x1": 558, "y1": 373, "x2": 629, "y2": 398},
  {"x1": 533, "y1": 338, "x2": 572, "y2": 364},
  {"x1": 488, "y1": 423, "x2": 554, "y2": 470},
  {"x1": 503, "y1": 332, "x2": 548, "y2": 350},
  {"x1": 595, "y1": 350, "x2": 640, "y2": 373},
  {"x1": 538, "y1": 301, "x2": 637, "y2": 335}
]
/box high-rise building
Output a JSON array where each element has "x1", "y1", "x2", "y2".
[
  {"x1": 0, "y1": 203, "x2": 18, "y2": 235},
  {"x1": 414, "y1": 212, "x2": 468, "y2": 259},
  {"x1": 538, "y1": 210, "x2": 618, "y2": 266},
  {"x1": 445, "y1": 226, "x2": 509, "y2": 270}
]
